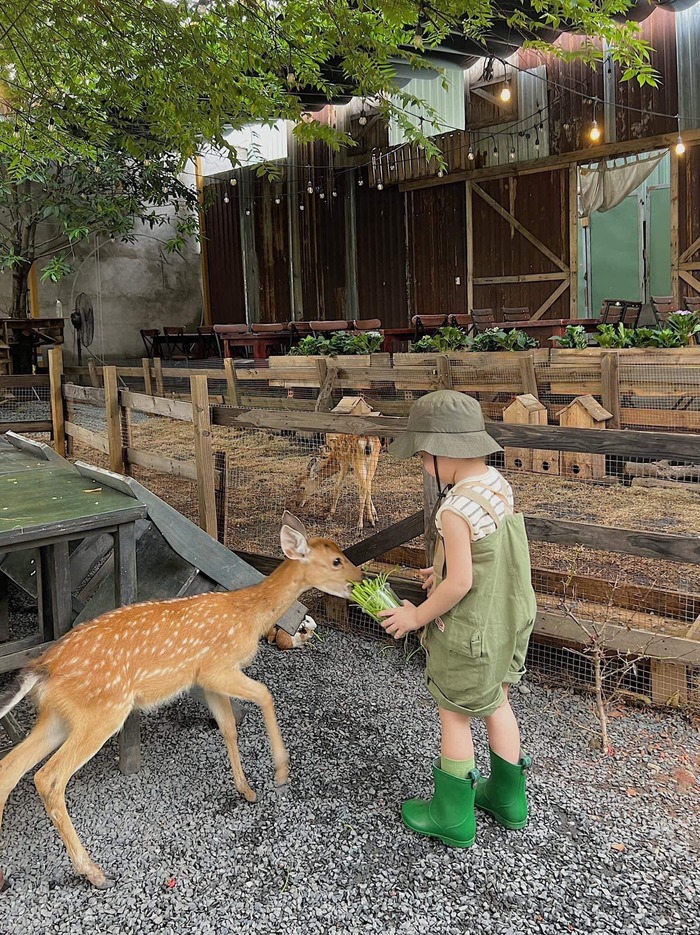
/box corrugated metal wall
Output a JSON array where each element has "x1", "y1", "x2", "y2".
[
  {"x1": 407, "y1": 183, "x2": 467, "y2": 315},
  {"x1": 203, "y1": 179, "x2": 246, "y2": 325},
  {"x1": 355, "y1": 183, "x2": 408, "y2": 327}
]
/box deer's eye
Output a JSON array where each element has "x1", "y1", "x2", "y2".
[{"x1": 333, "y1": 557, "x2": 342, "y2": 567}]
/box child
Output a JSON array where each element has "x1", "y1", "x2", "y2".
[{"x1": 379, "y1": 390, "x2": 537, "y2": 848}]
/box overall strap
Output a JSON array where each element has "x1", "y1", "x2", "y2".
[{"x1": 433, "y1": 484, "x2": 504, "y2": 578}]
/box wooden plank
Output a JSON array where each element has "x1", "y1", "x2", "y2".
[
  {"x1": 650, "y1": 659, "x2": 687, "y2": 706},
  {"x1": 314, "y1": 359, "x2": 337, "y2": 412},
  {"x1": 569, "y1": 164, "x2": 578, "y2": 319},
  {"x1": 142, "y1": 359, "x2": 153, "y2": 396},
  {"x1": 671, "y1": 149, "x2": 680, "y2": 306},
  {"x1": 344, "y1": 511, "x2": 424, "y2": 566},
  {"x1": 214, "y1": 450, "x2": 228, "y2": 544},
  {"x1": 436, "y1": 356, "x2": 453, "y2": 390},
  {"x1": 471, "y1": 182, "x2": 568, "y2": 272},
  {"x1": 0, "y1": 375, "x2": 50, "y2": 388},
  {"x1": 190, "y1": 375, "x2": 218, "y2": 539},
  {"x1": 103, "y1": 367, "x2": 124, "y2": 474},
  {"x1": 619, "y1": 409, "x2": 700, "y2": 430},
  {"x1": 63, "y1": 383, "x2": 105, "y2": 406},
  {"x1": 473, "y1": 272, "x2": 568, "y2": 285},
  {"x1": 0, "y1": 640, "x2": 53, "y2": 675},
  {"x1": 600, "y1": 351, "x2": 621, "y2": 429},
  {"x1": 0, "y1": 420, "x2": 52, "y2": 434},
  {"x1": 223, "y1": 358, "x2": 240, "y2": 407},
  {"x1": 125, "y1": 447, "x2": 200, "y2": 482},
  {"x1": 0, "y1": 571, "x2": 8, "y2": 642},
  {"x1": 120, "y1": 390, "x2": 192, "y2": 422},
  {"x1": 518, "y1": 353, "x2": 539, "y2": 398},
  {"x1": 88, "y1": 360, "x2": 100, "y2": 388},
  {"x1": 65, "y1": 421, "x2": 109, "y2": 454},
  {"x1": 48, "y1": 346, "x2": 65, "y2": 457},
  {"x1": 530, "y1": 279, "x2": 571, "y2": 321},
  {"x1": 679, "y1": 234, "x2": 700, "y2": 265},
  {"x1": 466, "y1": 181, "x2": 474, "y2": 317},
  {"x1": 679, "y1": 269, "x2": 700, "y2": 295}
]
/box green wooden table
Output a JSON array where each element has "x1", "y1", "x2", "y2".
[{"x1": 0, "y1": 436, "x2": 146, "y2": 770}]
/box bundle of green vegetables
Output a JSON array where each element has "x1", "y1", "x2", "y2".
[{"x1": 351, "y1": 572, "x2": 402, "y2": 623}]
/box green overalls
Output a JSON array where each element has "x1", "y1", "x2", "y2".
[{"x1": 422, "y1": 479, "x2": 537, "y2": 719}]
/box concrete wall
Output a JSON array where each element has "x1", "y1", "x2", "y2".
[{"x1": 0, "y1": 210, "x2": 203, "y2": 364}]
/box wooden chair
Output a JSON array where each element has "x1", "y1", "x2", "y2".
[
  {"x1": 448, "y1": 314, "x2": 474, "y2": 335},
  {"x1": 197, "y1": 326, "x2": 222, "y2": 359},
  {"x1": 163, "y1": 326, "x2": 190, "y2": 362},
  {"x1": 213, "y1": 323, "x2": 250, "y2": 358},
  {"x1": 309, "y1": 320, "x2": 350, "y2": 334},
  {"x1": 251, "y1": 322, "x2": 292, "y2": 353},
  {"x1": 140, "y1": 328, "x2": 160, "y2": 360},
  {"x1": 600, "y1": 300, "x2": 625, "y2": 324},
  {"x1": 622, "y1": 302, "x2": 642, "y2": 328},
  {"x1": 288, "y1": 321, "x2": 312, "y2": 345},
  {"x1": 683, "y1": 295, "x2": 700, "y2": 312},
  {"x1": 502, "y1": 307, "x2": 531, "y2": 323},
  {"x1": 412, "y1": 314, "x2": 448, "y2": 340},
  {"x1": 470, "y1": 308, "x2": 496, "y2": 333},
  {"x1": 352, "y1": 318, "x2": 382, "y2": 331},
  {"x1": 651, "y1": 297, "x2": 677, "y2": 326}
]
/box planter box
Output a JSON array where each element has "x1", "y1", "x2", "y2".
[{"x1": 267, "y1": 353, "x2": 389, "y2": 389}]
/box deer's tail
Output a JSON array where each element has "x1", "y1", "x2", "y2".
[{"x1": 0, "y1": 671, "x2": 42, "y2": 719}]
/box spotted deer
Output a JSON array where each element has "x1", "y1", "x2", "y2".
[
  {"x1": 295, "y1": 432, "x2": 381, "y2": 530},
  {"x1": 0, "y1": 514, "x2": 362, "y2": 890}
]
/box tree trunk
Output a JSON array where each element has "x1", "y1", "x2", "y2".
[{"x1": 10, "y1": 261, "x2": 30, "y2": 318}]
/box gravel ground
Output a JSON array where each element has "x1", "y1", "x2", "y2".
[{"x1": 0, "y1": 627, "x2": 698, "y2": 935}]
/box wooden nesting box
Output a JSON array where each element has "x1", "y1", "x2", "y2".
[
  {"x1": 331, "y1": 396, "x2": 374, "y2": 416},
  {"x1": 503, "y1": 394, "x2": 546, "y2": 472},
  {"x1": 558, "y1": 395, "x2": 612, "y2": 479}
]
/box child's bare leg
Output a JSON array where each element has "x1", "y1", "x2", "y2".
[
  {"x1": 439, "y1": 707, "x2": 474, "y2": 761},
  {"x1": 484, "y1": 686, "x2": 520, "y2": 764}
]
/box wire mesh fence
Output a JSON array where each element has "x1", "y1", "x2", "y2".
[{"x1": 0, "y1": 383, "x2": 51, "y2": 424}]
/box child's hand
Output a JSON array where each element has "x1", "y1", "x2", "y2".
[
  {"x1": 378, "y1": 601, "x2": 422, "y2": 640},
  {"x1": 420, "y1": 566, "x2": 436, "y2": 592}
]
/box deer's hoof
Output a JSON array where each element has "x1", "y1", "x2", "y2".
[
  {"x1": 0, "y1": 869, "x2": 11, "y2": 893},
  {"x1": 242, "y1": 786, "x2": 257, "y2": 803},
  {"x1": 89, "y1": 869, "x2": 117, "y2": 890}
]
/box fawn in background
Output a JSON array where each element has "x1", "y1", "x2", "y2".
[
  {"x1": 295, "y1": 433, "x2": 381, "y2": 530},
  {"x1": 0, "y1": 513, "x2": 362, "y2": 890}
]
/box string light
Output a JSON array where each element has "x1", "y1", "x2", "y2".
[
  {"x1": 492, "y1": 142, "x2": 498, "y2": 158},
  {"x1": 245, "y1": 206, "x2": 251, "y2": 216},
  {"x1": 223, "y1": 194, "x2": 230, "y2": 204},
  {"x1": 332, "y1": 187, "x2": 338, "y2": 198},
  {"x1": 12, "y1": 124, "x2": 19, "y2": 138},
  {"x1": 376, "y1": 181, "x2": 384, "y2": 191},
  {"x1": 299, "y1": 202, "x2": 305, "y2": 211},
  {"x1": 358, "y1": 99, "x2": 368, "y2": 126},
  {"x1": 467, "y1": 145, "x2": 474, "y2": 161},
  {"x1": 48, "y1": 114, "x2": 56, "y2": 132},
  {"x1": 500, "y1": 71, "x2": 511, "y2": 103},
  {"x1": 357, "y1": 171, "x2": 364, "y2": 187},
  {"x1": 230, "y1": 177, "x2": 238, "y2": 187},
  {"x1": 589, "y1": 120, "x2": 601, "y2": 142},
  {"x1": 306, "y1": 165, "x2": 314, "y2": 195},
  {"x1": 675, "y1": 115, "x2": 686, "y2": 155},
  {"x1": 274, "y1": 195, "x2": 281, "y2": 205},
  {"x1": 319, "y1": 189, "x2": 325, "y2": 200}
]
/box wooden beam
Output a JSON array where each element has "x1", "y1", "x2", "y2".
[
  {"x1": 473, "y1": 272, "x2": 568, "y2": 285},
  {"x1": 142, "y1": 359, "x2": 153, "y2": 396},
  {"x1": 63, "y1": 383, "x2": 105, "y2": 405},
  {"x1": 466, "y1": 181, "x2": 474, "y2": 314},
  {"x1": 65, "y1": 420, "x2": 109, "y2": 454},
  {"x1": 569, "y1": 163, "x2": 579, "y2": 319},
  {"x1": 472, "y1": 182, "x2": 568, "y2": 273},
  {"x1": 600, "y1": 350, "x2": 621, "y2": 429},
  {"x1": 120, "y1": 390, "x2": 192, "y2": 422},
  {"x1": 223, "y1": 358, "x2": 240, "y2": 407},
  {"x1": 103, "y1": 366, "x2": 124, "y2": 474},
  {"x1": 194, "y1": 156, "x2": 212, "y2": 327},
  {"x1": 343, "y1": 511, "x2": 424, "y2": 566},
  {"x1": 679, "y1": 234, "x2": 700, "y2": 265},
  {"x1": 190, "y1": 375, "x2": 218, "y2": 539},
  {"x1": 0, "y1": 420, "x2": 52, "y2": 434},
  {"x1": 518, "y1": 352, "x2": 539, "y2": 398},
  {"x1": 0, "y1": 374, "x2": 50, "y2": 388},
  {"x1": 398, "y1": 129, "x2": 700, "y2": 192},
  {"x1": 125, "y1": 447, "x2": 200, "y2": 482},
  {"x1": 48, "y1": 346, "x2": 65, "y2": 457},
  {"x1": 671, "y1": 150, "x2": 680, "y2": 306},
  {"x1": 531, "y1": 279, "x2": 571, "y2": 321},
  {"x1": 678, "y1": 269, "x2": 700, "y2": 295}
]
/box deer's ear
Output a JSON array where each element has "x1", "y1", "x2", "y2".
[
  {"x1": 282, "y1": 510, "x2": 308, "y2": 537},
  {"x1": 280, "y1": 525, "x2": 309, "y2": 561}
]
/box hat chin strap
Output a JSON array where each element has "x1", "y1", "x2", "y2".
[{"x1": 433, "y1": 455, "x2": 453, "y2": 501}]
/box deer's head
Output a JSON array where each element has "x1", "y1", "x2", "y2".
[{"x1": 280, "y1": 512, "x2": 362, "y2": 597}]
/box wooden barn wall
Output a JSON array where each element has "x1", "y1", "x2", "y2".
[
  {"x1": 355, "y1": 181, "x2": 408, "y2": 327},
  {"x1": 251, "y1": 172, "x2": 292, "y2": 324},
  {"x1": 678, "y1": 141, "x2": 700, "y2": 299},
  {"x1": 471, "y1": 170, "x2": 570, "y2": 318},
  {"x1": 203, "y1": 179, "x2": 246, "y2": 325},
  {"x1": 408, "y1": 183, "x2": 467, "y2": 316}
]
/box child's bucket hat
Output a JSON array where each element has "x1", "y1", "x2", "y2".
[{"x1": 388, "y1": 390, "x2": 503, "y2": 460}]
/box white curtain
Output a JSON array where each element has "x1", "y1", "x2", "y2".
[{"x1": 578, "y1": 151, "x2": 666, "y2": 218}]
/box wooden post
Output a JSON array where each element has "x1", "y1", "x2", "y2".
[
  {"x1": 518, "y1": 352, "x2": 539, "y2": 398},
  {"x1": 153, "y1": 357, "x2": 164, "y2": 397},
  {"x1": 114, "y1": 522, "x2": 141, "y2": 774},
  {"x1": 0, "y1": 572, "x2": 9, "y2": 643},
  {"x1": 569, "y1": 164, "x2": 579, "y2": 319},
  {"x1": 214, "y1": 450, "x2": 228, "y2": 545},
  {"x1": 314, "y1": 358, "x2": 337, "y2": 412},
  {"x1": 423, "y1": 467, "x2": 439, "y2": 565},
  {"x1": 121, "y1": 403, "x2": 133, "y2": 477},
  {"x1": 142, "y1": 358, "x2": 153, "y2": 396},
  {"x1": 436, "y1": 355, "x2": 453, "y2": 389},
  {"x1": 650, "y1": 659, "x2": 687, "y2": 708},
  {"x1": 103, "y1": 366, "x2": 124, "y2": 474},
  {"x1": 223, "y1": 357, "x2": 241, "y2": 407},
  {"x1": 670, "y1": 149, "x2": 680, "y2": 308},
  {"x1": 191, "y1": 374, "x2": 218, "y2": 538},
  {"x1": 601, "y1": 351, "x2": 621, "y2": 429},
  {"x1": 88, "y1": 359, "x2": 100, "y2": 388},
  {"x1": 466, "y1": 181, "x2": 474, "y2": 314},
  {"x1": 48, "y1": 346, "x2": 65, "y2": 457}
]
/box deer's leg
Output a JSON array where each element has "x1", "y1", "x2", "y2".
[
  {"x1": 33, "y1": 709, "x2": 128, "y2": 888},
  {"x1": 200, "y1": 670, "x2": 288, "y2": 787},
  {"x1": 367, "y1": 471, "x2": 379, "y2": 525},
  {"x1": 204, "y1": 690, "x2": 256, "y2": 803},
  {"x1": 354, "y1": 466, "x2": 369, "y2": 531},
  {"x1": 329, "y1": 463, "x2": 348, "y2": 518}
]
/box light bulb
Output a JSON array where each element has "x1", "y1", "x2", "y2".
[
  {"x1": 332, "y1": 189, "x2": 338, "y2": 198},
  {"x1": 358, "y1": 176, "x2": 364, "y2": 187},
  {"x1": 245, "y1": 208, "x2": 251, "y2": 216},
  {"x1": 48, "y1": 116, "x2": 56, "y2": 131},
  {"x1": 467, "y1": 146, "x2": 474, "y2": 161},
  {"x1": 306, "y1": 182, "x2": 314, "y2": 195},
  {"x1": 437, "y1": 169, "x2": 444, "y2": 178},
  {"x1": 274, "y1": 196, "x2": 281, "y2": 205},
  {"x1": 376, "y1": 182, "x2": 384, "y2": 191},
  {"x1": 230, "y1": 178, "x2": 237, "y2": 186},
  {"x1": 287, "y1": 71, "x2": 296, "y2": 85},
  {"x1": 510, "y1": 147, "x2": 516, "y2": 160},
  {"x1": 223, "y1": 194, "x2": 230, "y2": 204},
  {"x1": 589, "y1": 120, "x2": 601, "y2": 142},
  {"x1": 675, "y1": 135, "x2": 686, "y2": 155},
  {"x1": 500, "y1": 85, "x2": 511, "y2": 103},
  {"x1": 12, "y1": 124, "x2": 19, "y2": 138},
  {"x1": 535, "y1": 137, "x2": 540, "y2": 150},
  {"x1": 319, "y1": 190, "x2": 325, "y2": 200},
  {"x1": 358, "y1": 112, "x2": 367, "y2": 126},
  {"x1": 299, "y1": 203, "x2": 305, "y2": 211},
  {"x1": 492, "y1": 146, "x2": 498, "y2": 157},
  {"x1": 109, "y1": 233, "x2": 115, "y2": 242}
]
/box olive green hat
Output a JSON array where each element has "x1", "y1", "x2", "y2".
[{"x1": 388, "y1": 390, "x2": 503, "y2": 460}]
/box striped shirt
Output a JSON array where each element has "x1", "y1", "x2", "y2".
[{"x1": 435, "y1": 467, "x2": 514, "y2": 542}]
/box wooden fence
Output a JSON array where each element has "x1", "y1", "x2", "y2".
[{"x1": 55, "y1": 359, "x2": 700, "y2": 708}]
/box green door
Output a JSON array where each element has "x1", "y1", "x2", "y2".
[
  {"x1": 588, "y1": 195, "x2": 642, "y2": 315},
  {"x1": 648, "y1": 186, "x2": 672, "y2": 299}
]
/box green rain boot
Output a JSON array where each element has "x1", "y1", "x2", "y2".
[
  {"x1": 474, "y1": 749, "x2": 532, "y2": 830},
  {"x1": 401, "y1": 759, "x2": 480, "y2": 848}
]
